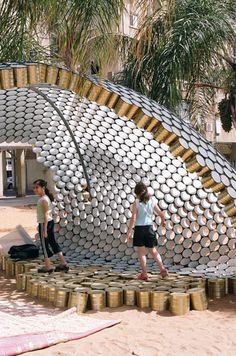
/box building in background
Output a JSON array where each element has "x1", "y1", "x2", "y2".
[
  {"x1": 106, "y1": 1, "x2": 236, "y2": 166},
  {"x1": 0, "y1": 144, "x2": 54, "y2": 197}
]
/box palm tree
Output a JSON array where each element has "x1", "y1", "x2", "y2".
[
  {"x1": 0, "y1": 0, "x2": 124, "y2": 71},
  {"x1": 122, "y1": 0, "x2": 236, "y2": 132}
]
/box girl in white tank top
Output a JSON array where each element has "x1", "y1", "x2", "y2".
[{"x1": 127, "y1": 182, "x2": 168, "y2": 280}]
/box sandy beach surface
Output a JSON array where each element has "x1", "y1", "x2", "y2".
[
  {"x1": 0, "y1": 202, "x2": 236, "y2": 356},
  {"x1": 0, "y1": 199, "x2": 37, "y2": 239}
]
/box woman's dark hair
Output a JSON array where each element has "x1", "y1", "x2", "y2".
[
  {"x1": 134, "y1": 182, "x2": 150, "y2": 203},
  {"x1": 33, "y1": 179, "x2": 54, "y2": 202}
]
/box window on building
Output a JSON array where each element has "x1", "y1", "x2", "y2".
[
  {"x1": 129, "y1": 0, "x2": 138, "y2": 28},
  {"x1": 177, "y1": 100, "x2": 191, "y2": 123}
]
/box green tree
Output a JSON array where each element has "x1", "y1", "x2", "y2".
[
  {"x1": 0, "y1": 0, "x2": 124, "y2": 71},
  {"x1": 122, "y1": 0, "x2": 236, "y2": 131}
]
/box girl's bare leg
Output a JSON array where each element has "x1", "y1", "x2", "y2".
[
  {"x1": 57, "y1": 252, "x2": 67, "y2": 265},
  {"x1": 138, "y1": 246, "x2": 148, "y2": 276},
  {"x1": 44, "y1": 257, "x2": 53, "y2": 270},
  {"x1": 148, "y1": 247, "x2": 165, "y2": 271}
]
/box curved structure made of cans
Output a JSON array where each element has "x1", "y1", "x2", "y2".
[{"x1": 0, "y1": 62, "x2": 236, "y2": 273}]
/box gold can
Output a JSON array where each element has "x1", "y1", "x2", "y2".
[
  {"x1": 68, "y1": 287, "x2": 90, "y2": 308},
  {"x1": 48, "y1": 284, "x2": 57, "y2": 303},
  {"x1": 188, "y1": 288, "x2": 208, "y2": 311},
  {"x1": 193, "y1": 278, "x2": 206, "y2": 289},
  {"x1": 90, "y1": 283, "x2": 107, "y2": 290},
  {"x1": 15, "y1": 261, "x2": 26, "y2": 276},
  {"x1": 58, "y1": 68, "x2": 71, "y2": 89},
  {"x1": 119, "y1": 273, "x2": 136, "y2": 281},
  {"x1": 81, "y1": 281, "x2": 92, "y2": 288},
  {"x1": 38, "y1": 281, "x2": 47, "y2": 299},
  {"x1": 1, "y1": 256, "x2": 7, "y2": 271},
  {"x1": 228, "y1": 277, "x2": 236, "y2": 294},
  {"x1": 208, "y1": 279, "x2": 225, "y2": 299},
  {"x1": 5, "y1": 259, "x2": 14, "y2": 277},
  {"x1": 27, "y1": 63, "x2": 40, "y2": 84},
  {"x1": 30, "y1": 280, "x2": 39, "y2": 297},
  {"x1": 46, "y1": 65, "x2": 59, "y2": 85},
  {"x1": 153, "y1": 286, "x2": 169, "y2": 292},
  {"x1": 68, "y1": 73, "x2": 80, "y2": 92},
  {"x1": 54, "y1": 288, "x2": 69, "y2": 308},
  {"x1": 64, "y1": 282, "x2": 81, "y2": 289},
  {"x1": 136, "y1": 289, "x2": 150, "y2": 308},
  {"x1": 172, "y1": 282, "x2": 189, "y2": 290},
  {"x1": 76, "y1": 292, "x2": 88, "y2": 313},
  {"x1": 106, "y1": 287, "x2": 123, "y2": 308},
  {"x1": 89, "y1": 290, "x2": 106, "y2": 311},
  {"x1": 55, "y1": 281, "x2": 66, "y2": 288},
  {"x1": 0, "y1": 67, "x2": 14, "y2": 89},
  {"x1": 26, "y1": 278, "x2": 36, "y2": 295},
  {"x1": 16, "y1": 273, "x2": 26, "y2": 291},
  {"x1": 24, "y1": 263, "x2": 38, "y2": 273},
  {"x1": 150, "y1": 291, "x2": 169, "y2": 312},
  {"x1": 170, "y1": 292, "x2": 190, "y2": 316},
  {"x1": 123, "y1": 286, "x2": 138, "y2": 306},
  {"x1": 169, "y1": 288, "x2": 186, "y2": 293},
  {"x1": 38, "y1": 62, "x2": 47, "y2": 82},
  {"x1": 13, "y1": 65, "x2": 28, "y2": 87}
]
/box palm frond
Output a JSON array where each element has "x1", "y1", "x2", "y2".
[
  {"x1": 122, "y1": 0, "x2": 236, "y2": 113},
  {"x1": 0, "y1": 0, "x2": 125, "y2": 70}
]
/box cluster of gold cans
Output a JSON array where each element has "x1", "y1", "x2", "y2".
[{"x1": 2, "y1": 256, "x2": 235, "y2": 316}]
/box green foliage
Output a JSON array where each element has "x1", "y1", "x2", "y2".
[
  {"x1": 0, "y1": 0, "x2": 124, "y2": 69},
  {"x1": 218, "y1": 97, "x2": 232, "y2": 132},
  {"x1": 122, "y1": 0, "x2": 236, "y2": 115}
]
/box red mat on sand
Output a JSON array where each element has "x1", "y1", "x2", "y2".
[{"x1": 0, "y1": 308, "x2": 120, "y2": 356}]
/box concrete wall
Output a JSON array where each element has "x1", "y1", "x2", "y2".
[
  {"x1": 215, "y1": 124, "x2": 236, "y2": 144},
  {"x1": 26, "y1": 160, "x2": 54, "y2": 192}
]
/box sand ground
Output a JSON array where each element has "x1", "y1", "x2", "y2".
[
  {"x1": 0, "y1": 203, "x2": 236, "y2": 356},
  {"x1": 0, "y1": 204, "x2": 37, "y2": 239}
]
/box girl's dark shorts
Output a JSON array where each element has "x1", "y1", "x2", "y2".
[{"x1": 133, "y1": 225, "x2": 157, "y2": 248}]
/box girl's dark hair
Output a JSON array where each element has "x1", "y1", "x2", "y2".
[
  {"x1": 134, "y1": 182, "x2": 150, "y2": 203},
  {"x1": 33, "y1": 179, "x2": 54, "y2": 202}
]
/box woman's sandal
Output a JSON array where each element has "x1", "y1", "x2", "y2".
[
  {"x1": 55, "y1": 264, "x2": 69, "y2": 272},
  {"x1": 137, "y1": 272, "x2": 148, "y2": 281},
  {"x1": 38, "y1": 267, "x2": 54, "y2": 274},
  {"x1": 160, "y1": 268, "x2": 168, "y2": 279}
]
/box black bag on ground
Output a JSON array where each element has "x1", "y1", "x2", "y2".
[{"x1": 8, "y1": 244, "x2": 39, "y2": 260}]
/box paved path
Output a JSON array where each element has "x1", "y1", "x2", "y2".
[{"x1": 0, "y1": 195, "x2": 37, "y2": 208}]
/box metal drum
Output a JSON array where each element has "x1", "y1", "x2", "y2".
[
  {"x1": 188, "y1": 288, "x2": 208, "y2": 310},
  {"x1": 136, "y1": 289, "x2": 150, "y2": 308},
  {"x1": 170, "y1": 293, "x2": 190, "y2": 316},
  {"x1": 208, "y1": 279, "x2": 225, "y2": 299},
  {"x1": 48, "y1": 284, "x2": 57, "y2": 303},
  {"x1": 89, "y1": 290, "x2": 106, "y2": 310},
  {"x1": 30, "y1": 279, "x2": 39, "y2": 297},
  {"x1": 0, "y1": 256, "x2": 7, "y2": 271},
  {"x1": 228, "y1": 277, "x2": 236, "y2": 294},
  {"x1": 5, "y1": 259, "x2": 15, "y2": 277},
  {"x1": 123, "y1": 286, "x2": 138, "y2": 306},
  {"x1": 15, "y1": 261, "x2": 27, "y2": 276},
  {"x1": 54, "y1": 288, "x2": 70, "y2": 308},
  {"x1": 106, "y1": 287, "x2": 123, "y2": 308},
  {"x1": 150, "y1": 291, "x2": 169, "y2": 311},
  {"x1": 76, "y1": 291, "x2": 89, "y2": 313}
]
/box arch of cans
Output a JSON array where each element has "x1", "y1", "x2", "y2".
[{"x1": 0, "y1": 62, "x2": 236, "y2": 274}]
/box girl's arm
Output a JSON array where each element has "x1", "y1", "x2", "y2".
[
  {"x1": 126, "y1": 202, "x2": 137, "y2": 241},
  {"x1": 41, "y1": 200, "x2": 49, "y2": 237},
  {"x1": 154, "y1": 204, "x2": 166, "y2": 227}
]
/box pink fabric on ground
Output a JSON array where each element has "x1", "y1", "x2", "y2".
[{"x1": 0, "y1": 308, "x2": 120, "y2": 356}]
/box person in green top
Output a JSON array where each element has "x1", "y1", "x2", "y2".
[{"x1": 33, "y1": 179, "x2": 68, "y2": 273}]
